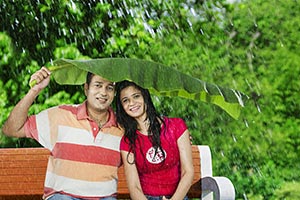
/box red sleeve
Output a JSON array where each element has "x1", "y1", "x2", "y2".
[
  {"x1": 120, "y1": 135, "x2": 130, "y2": 152},
  {"x1": 168, "y1": 118, "x2": 188, "y2": 140},
  {"x1": 24, "y1": 115, "x2": 39, "y2": 141}
]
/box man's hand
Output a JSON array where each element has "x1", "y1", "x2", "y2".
[{"x1": 29, "y1": 67, "x2": 51, "y2": 90}]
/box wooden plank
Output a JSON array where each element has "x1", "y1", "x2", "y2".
[
  {"x1": 0, "y1": 168, "x2": 46, "y2": 176},
  {"x1": 0, "y1": 195, "x2": 42, "y2": 200}
]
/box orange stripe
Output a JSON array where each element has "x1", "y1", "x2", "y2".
[{"x1": 47, "y1": 157, "x2": 118, "y2": 181}]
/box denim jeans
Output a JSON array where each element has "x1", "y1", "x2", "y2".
[
  {"x1": 47, "y1": 193, "x2": 116, "y2": 200},
  {"x1": 145, "y1": 195, "x2": 188, "y2": 200}
]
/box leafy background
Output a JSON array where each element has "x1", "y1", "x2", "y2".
[{"x1": 0, "y1": 0, "x2": 299, "y2": 199}]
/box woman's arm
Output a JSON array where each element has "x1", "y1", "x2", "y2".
[
  {"x1": 166, "y1": 130, "x2": 194, "y2": 200},
  {"x1": 121, "y1": 150, "x2": 147, "y2": 200}
]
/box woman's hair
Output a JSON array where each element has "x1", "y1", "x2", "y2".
[{"x1": 115, "y1": 80, "x2": 165, "y2": 164}]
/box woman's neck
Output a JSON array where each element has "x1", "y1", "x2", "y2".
[{"x1": 136, "y1": 116, "x2": 149, "y2": 136}]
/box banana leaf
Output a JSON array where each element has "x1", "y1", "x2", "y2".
[{"x1": 45, "y1": 58, "x2": 248, "y2": 119}]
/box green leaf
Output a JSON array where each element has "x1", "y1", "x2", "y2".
[{"x1": 49, "y1": 58, "x2": 248, "y2": 119}]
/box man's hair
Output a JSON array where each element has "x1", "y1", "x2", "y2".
[{"x1": 86, "y1": 72, "x2": 94, "y2": 85}]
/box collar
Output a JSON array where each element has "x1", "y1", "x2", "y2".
[{"x1": 77, "y1": 100, "x2": 118, "y2": 128}]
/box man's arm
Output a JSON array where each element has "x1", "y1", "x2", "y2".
[{"x1": 2, "y1": 67, "x2": 51, "y2": 137}]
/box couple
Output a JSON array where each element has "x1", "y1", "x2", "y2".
[{"x1": 2, "y1": 67, "x2": 194, "y2": 200}]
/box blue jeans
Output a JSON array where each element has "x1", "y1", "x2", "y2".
[
  {"x1": 145, "y1": 195, "x2": 188, "y2": 200},
  {"x1": 47, "y1": 193, "x2": 116, "y2": 200}
]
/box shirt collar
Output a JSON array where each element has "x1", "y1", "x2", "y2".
[{"x1": 77, "y1": 100, "x2": 118, "y2": 128}]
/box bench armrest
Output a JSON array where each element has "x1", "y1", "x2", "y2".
[
  {"x1": 201, "y1": 176, "x2": 235, "y2": 200},
  {"x1": 197, "y1": 145, "x2": 235, "y2": 200}
]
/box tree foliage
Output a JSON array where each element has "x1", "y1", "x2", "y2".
[{"x1": 0, "y1": 0, "x2": 299, "y2": 199}]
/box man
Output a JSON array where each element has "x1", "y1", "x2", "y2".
[{"x1": 2, "y1": 67, "x2": 124, "y2": 200}]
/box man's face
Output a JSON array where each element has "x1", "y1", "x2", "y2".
[{"x1": 84, "y1": 75, "x2": 115, "y2": 113}]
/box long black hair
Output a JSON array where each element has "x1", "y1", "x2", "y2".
[{"x1": 115, "y1": 80, "x2": 165, "y2": 164}]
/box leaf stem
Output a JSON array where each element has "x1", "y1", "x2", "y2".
[{"x1": 29, "y1": 64, "x2": 68, "y2": 87}]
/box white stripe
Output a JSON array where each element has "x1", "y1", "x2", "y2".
[
  {"x1": 36, "y1": 110, "x2": 53, "y2": 150},
  {"x1": 45, "y1": 171, "x2": 117, "y2": 197},
  {"x1": 57, "y1": 126, "x2": 121, "y2": 151}
]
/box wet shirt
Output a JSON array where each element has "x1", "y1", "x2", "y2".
[
  {"x1": 120, "y1": 117, "x2": 187, "y2": 196},
  {"x1": 24, "y1": 101, "x2": 124, "y2": 199}
]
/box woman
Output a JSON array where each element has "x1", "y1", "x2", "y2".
[{"x1": 115, "y1": 80, "x2": 194, "y2": 200}]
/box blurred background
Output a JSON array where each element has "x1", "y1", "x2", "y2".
[{"x1": 0, "y1": 0, "x2": 299, "y2": 199}]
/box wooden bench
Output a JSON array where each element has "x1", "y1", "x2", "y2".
[{"x1": 0, "y1": 145, "x2": 235, "y2": 200}]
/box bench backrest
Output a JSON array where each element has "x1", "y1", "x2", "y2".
[{"x1": 0, "y1": 146, "x2": 202, "y2": 199}]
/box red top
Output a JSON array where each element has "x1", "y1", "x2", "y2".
[{"x1": 120, "y1": 117, "x2": 187, "y2": 196}]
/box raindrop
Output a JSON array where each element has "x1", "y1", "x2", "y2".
[
  {"x1": 145, "y1": 10, "x2": 150, "y2": 18},
  {"x1": 108, "y1": 10, "x2": 112, "y2": 18},
  {"x1": 62, "y1": 28, "x2": 67, "y2": 36},
  {"x1": 243, "y1": 119, "x2": 249, "y2": 128},
  {"x1": 243, "y1": 193, "x2": 248, "y2": 200},
  {"x1": 190, "y1": 7, "x2": 196, "y2": 17},
  {"x1": 256, "y1": 103, "x2": 261, "y2": 113},
  {"x1": 117, "y1": 9, "x2": 123, "y2": 18},
  {"x1": 187, "y1": 19, "x2": 192, "y2": 27},
  {"x1": 40, "y1": 40, "x2": 46, "y2": 47},
  {"x1": 199, "y1": 29, "x2": 204, "y2": 35},
  {"x1": 220, "y1": 150, "x2": 224, "y2": 157},
  {"x1": 232, "y1": 134, "x2": 237, "y2": 142}
]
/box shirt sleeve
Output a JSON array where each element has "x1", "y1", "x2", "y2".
[
  {"x1": 170, "y1": 118, "x2": 188, "y2": 140},
  {"x1": 120, "y1": 135, "x2": 130, "y2": 152},
  {"x1": 24, "y1": 115, "x2": 39, "y2": 140},
  {"x1": 24, "y1": 108, "x2": 54, "y2": 150}
]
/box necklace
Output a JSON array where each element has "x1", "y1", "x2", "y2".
[
  {"x1": 137, "y1": 119, "x2": 151, "y2": 135},
  {"x1": 88, "y1": 110, "x2": 108, "y2": 128}
]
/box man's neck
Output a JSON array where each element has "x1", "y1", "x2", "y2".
[{"x1": 87, "y1": 108, "x2": 109, "y2": 128}]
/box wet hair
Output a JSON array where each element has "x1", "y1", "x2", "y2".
[{"x1": 115, "y1": 80, "x2": 165, "y2": 164}]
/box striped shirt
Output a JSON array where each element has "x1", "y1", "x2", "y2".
[{"x1": 24, "y1": 101, "x2": 124, "y2": 199}]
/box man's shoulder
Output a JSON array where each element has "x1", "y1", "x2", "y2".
[{"x1": 57, "y1": 104, "x2": 82, "y2": 115}]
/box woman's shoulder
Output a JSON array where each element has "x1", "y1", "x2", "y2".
[
  {"x1": 163, "y1": 117, "x2": 187, "y2": 130},
  {"x1": 163, "y1": 117, "x2": 187, "y2": 139}
]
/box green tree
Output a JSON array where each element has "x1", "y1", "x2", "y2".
[{"x1": 1, "y1": 0, "x2": 299, "y2": 199}]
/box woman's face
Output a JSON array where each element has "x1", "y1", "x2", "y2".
[{"x1": 120, "y1": 86, "x2": 146, "y2": 120}]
